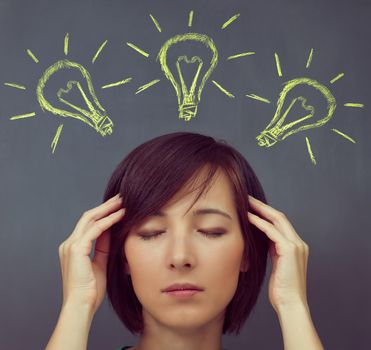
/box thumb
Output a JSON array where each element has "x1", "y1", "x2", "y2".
[{"x1": 92, "y1": 229, "x2": 110, "y2": 269}]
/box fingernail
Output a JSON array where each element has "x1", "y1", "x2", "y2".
[{"x1": 110, "y1": 194, "x2": 120, "y2": 201}]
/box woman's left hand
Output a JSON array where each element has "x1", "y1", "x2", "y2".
[{"x1": 247, "y1": 195, "x2": 310, "y2": 314}]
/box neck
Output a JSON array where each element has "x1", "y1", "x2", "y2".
[{"x1": 133, "y1": 310, "x2": 225, "y2": 350}]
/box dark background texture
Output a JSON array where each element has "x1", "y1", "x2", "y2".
[{"x1": 0, "y1": 0, "x2": 370, "y2": 349}]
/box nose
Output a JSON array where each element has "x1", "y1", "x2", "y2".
[{"x1": 166, "y1": 234, "x2": 197, "y2": 270}]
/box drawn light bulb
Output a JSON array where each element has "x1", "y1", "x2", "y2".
[
  {"x1": 36, "y1": 59, "x2": 113, "y2": 136},
  {"x1": 257, "y1": 77, "x2": 336, "y2": 147},
  {"x1": 157, "y1": 33, "x2": 218, "y2": 121}
]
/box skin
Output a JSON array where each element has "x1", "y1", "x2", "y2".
[
  {"x1": 247, "y1": 195, "x2": 309, "y2": 313},
  {"x1": 56, "y1": 159, "x2": 318, "y2": 349},
  {"x1": 93, "y1": 167, "x2": 318, "y2": 349},
  {"x1": 123, "y1": 167, "x2": 249, "y2": 350}
]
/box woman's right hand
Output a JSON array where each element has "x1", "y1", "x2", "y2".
[{"x1": 58, "y1": 193, "x2": 125, "y2": 315}]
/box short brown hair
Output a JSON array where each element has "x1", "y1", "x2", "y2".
[{"x1": 103, "y1": 132, "x2": 269, "y2": 336}]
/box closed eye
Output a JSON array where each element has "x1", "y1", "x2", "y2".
[{"x1": 138, "y1": 230, "x2": 226, "y2": 241}]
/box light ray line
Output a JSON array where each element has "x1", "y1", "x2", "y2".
[
  {"x1": 306, "y1": 48, "x2": 314, "y2": 68},
  {"x1": 212, "y1": 80, "x2": 235, "y2": 98},
  {"x1": 64, "y1": 33, "x2": 69, "y2": 56},
  {"x1": 4, "y1": 83, "x2": 26, "y2": 90},
  {"x1": 101, "y1": 77, "x2": 132, "y2": 89},
  {"x1": 150, "y1": 14, "x2": 162, "y2": 32},
  {"x1": 274, "y1": 52, "x2": 282, "y2": 77},
  {"x1": 227, "y1": 52, "x2": 255, "y2": 60},
  {"x1": 26, "y1": 49, "x2": 39, "y2": 63},
  {"x1": 331, "y1": 128, "x2": 356, "y2": 143},
  {"x1": 305, "y1": 137, "x2": 317, "y2": 165},
  {"x1": 126, "y1": 42, "x2": 149, "y2": 57},
  {"x1": 51, "y1": 124, "x2": 64, "y2": 154},
  {"x1": 330, "y1": 73, "x2": 344, "y2": 84},
  {"x1": 188, "y1": 10, "x2": 194, "y2": 27},
  {"x1": 344, "y1": 103, "x2": 364, "y2": 108},
  {"x1": 92, "y1": 40, "x2": 108, "y2": 63},
  {"x1": 221, "y1": 13, "x2": 240, "y2": 29},
  {"x1": 245, "y1": 94, "x2": 270, "y2": 103},
  {"x1": 135, "y1": 79, "x2": 160, "y2": 94},
  {"x1": 9, "y1": 112, "x2": 36, "y2": 120}
]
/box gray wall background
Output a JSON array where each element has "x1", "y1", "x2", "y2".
[{"x1": 0, "y1": 0, "x2": 370, "y2": 349}]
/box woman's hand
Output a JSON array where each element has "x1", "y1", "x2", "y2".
[
  {"x1": 58, "y1": 194, "x2": 126, "y2": 315},
  {"x1": 247, "y1": 195, "x2": 309, "y2": 314}
]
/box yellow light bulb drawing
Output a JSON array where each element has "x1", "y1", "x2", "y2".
[
  {"x1": 257, "y1": 77, "x2": 336, "y2": 147},
  {"x1": 157, "y1": 33, "x2": 218, "y2": 121},
  {"x1": 36, "y1": 59, "x2": 113, "y2": 136}
]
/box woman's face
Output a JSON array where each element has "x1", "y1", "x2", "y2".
[{"x1": 124, "y1": 168, "x2": 248, "y2": 332}]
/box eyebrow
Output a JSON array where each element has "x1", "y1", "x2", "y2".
[{"x1": 149, "y1": 208, "x2": 232, "y2": 220}]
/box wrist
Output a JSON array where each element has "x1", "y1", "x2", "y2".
[
  {"x1": 278, "y1": 300, "x2": 310, "y2": 315},
  {"x1": 46, "y1": 300, "x2": 96, "y2": 350},
  {"x1": 61, "y1": 300, "x2": 96, "y2": 320},
  {"x1": 274, "y1": 298, "x2": 310, "y2": 315},
  {"x1": 274, "y1": 302, "x2": 324, "y2": 350}
]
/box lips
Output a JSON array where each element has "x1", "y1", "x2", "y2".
[
  {"x1": 164, "y1": 289, "x2": 201, "y2": 297},
  {"x1": 162, "y1": 282, "x2": 204, "y2": 292}
]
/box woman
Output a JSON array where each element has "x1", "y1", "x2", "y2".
[{"x1": 46, "y1": 132, "x2": 324, "y2": 350}]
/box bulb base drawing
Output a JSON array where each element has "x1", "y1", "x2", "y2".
[
  {"x1": 179, "y1": 94, "x2": 198, "y2": 121},
  {"x1": 179, "y1": 103, "x2": 198, "y2": 121},
  {"x1": 256, "y1": 127, "x2": 281, "y2": 147},
  {"x1": 89, "y1": 112, "x2": 113, "y2": 136}
]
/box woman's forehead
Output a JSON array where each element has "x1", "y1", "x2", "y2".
[
  {"x1": 180, "y1": 166, "x2": 233, "y2": 198},
  {"x1": 150, "y1": 171, "x2": 236, "y2": 222}
]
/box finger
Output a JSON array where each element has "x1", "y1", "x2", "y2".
[
  {"x1": 248, "y1": 195, "x2": 301, "y2": 242},
  {"x1": 92, "y1": 230, "x2": 111, "y2": 268},
  {"x1": 91, "y1": 208, "x2": 126, "y2": 270},
  {"x1": 86, "y1": 207, "x2": 126, "y2": 244},
  {"x1": 102, "y1": 193, "x2": 121, "y2": 204},
  {"x1": 86, "y1": 196, "x2": 123, "y2": 222},
  {"x1": 65, "y1": 208, "x2": 125, "y2": 270},
  {"x1": 72, "y1": 196, "x2": 123, "y2": 240},
  {"x1": 108, "y1": 193, "x2": 121, "y2": 201},
  {"x1": 87, "y1": 208, "x2": 126, "y2": 266},
  {"x1": 247, "y1": 211, "x2": 287, "y2": 245},
  {"x1": 93, "y1": 208, "x2": 120, "y2": 257}
]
